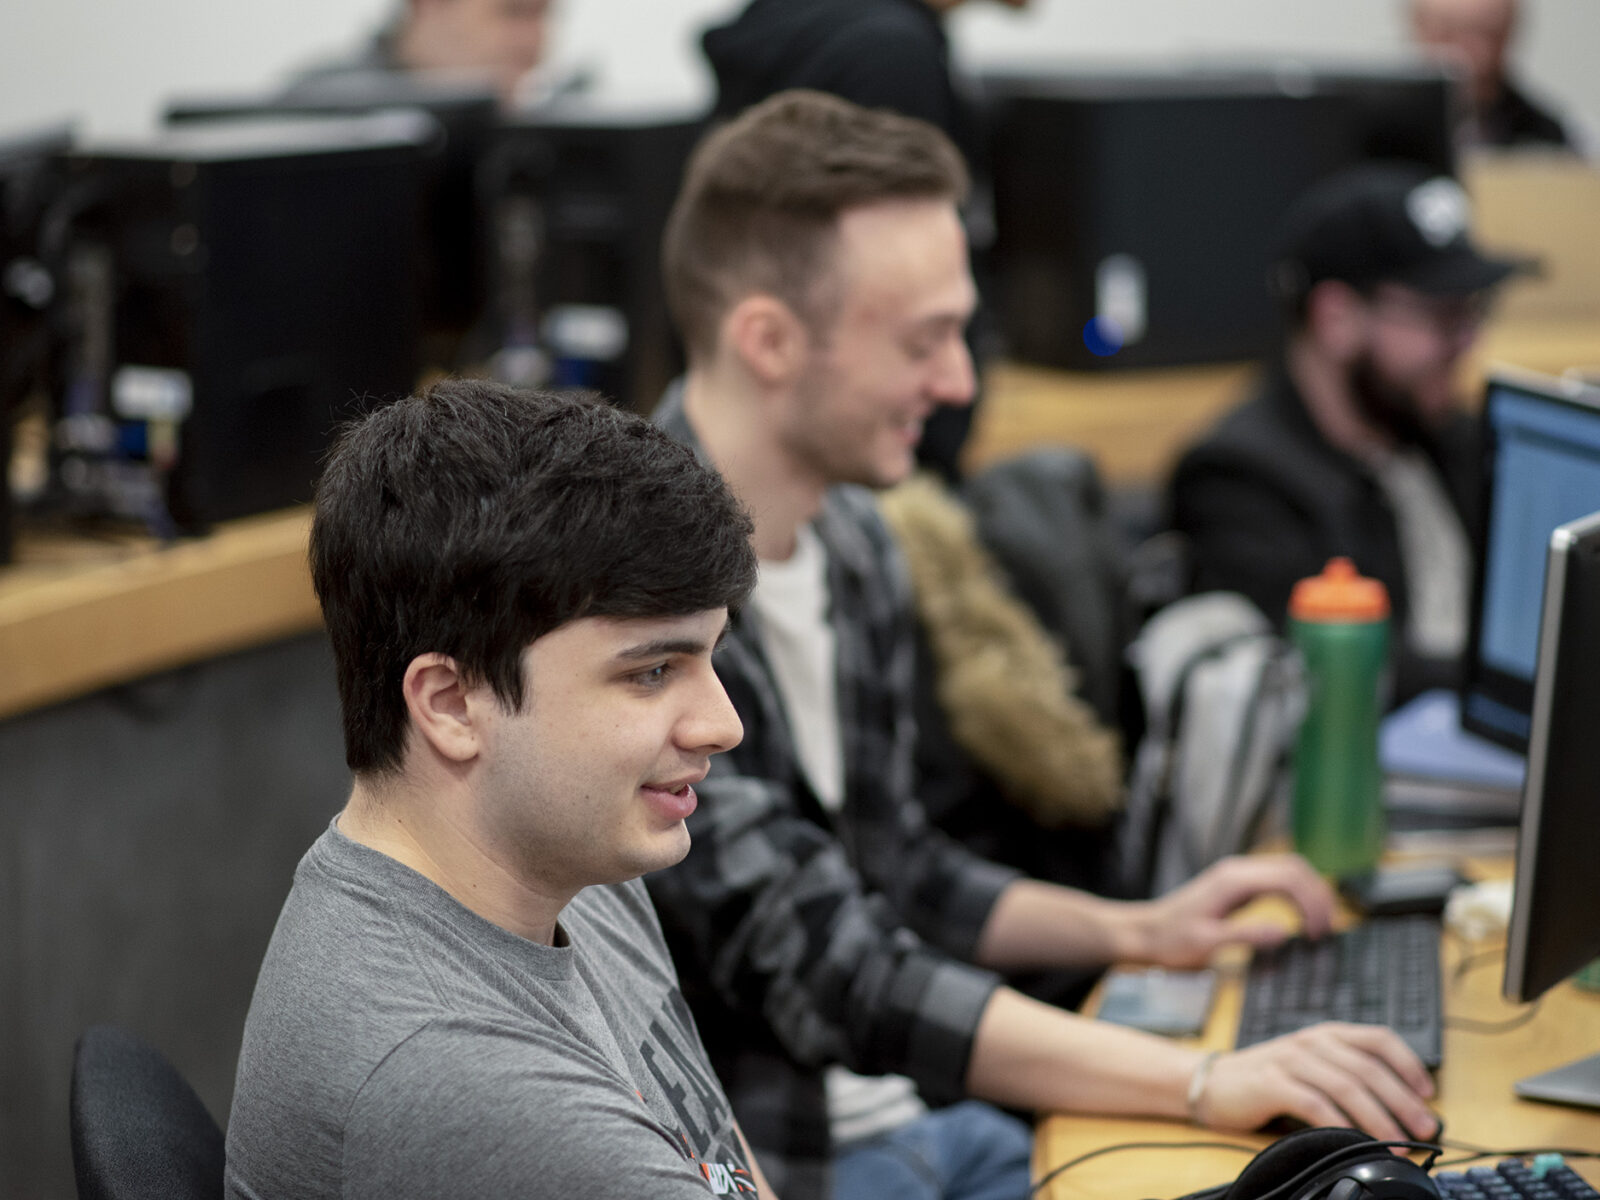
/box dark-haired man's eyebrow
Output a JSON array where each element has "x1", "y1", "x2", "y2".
[{"x1": 614, "y1": 622, "x2": 730, "y2": 664}]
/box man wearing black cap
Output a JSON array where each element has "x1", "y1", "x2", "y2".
[{"x1": 1169, "y1": 162, "x2": 1526, "y2": 705}]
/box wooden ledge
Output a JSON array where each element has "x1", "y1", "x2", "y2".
[{"x1": 0, "y1": 507, "x2": 320, "y2": 720}]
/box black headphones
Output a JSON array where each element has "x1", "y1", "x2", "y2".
[{"x1": 1183, "y1": 1127, "x2": 1442, "y2": 1200}]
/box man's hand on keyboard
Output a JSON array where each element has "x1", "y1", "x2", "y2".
[
  {"x1": 1195, "y1": 1023, "x2": 1438, "y2": 1141},
  {"x1": 1123, "y1": 854, "x2": 1337, "y2": 969}
]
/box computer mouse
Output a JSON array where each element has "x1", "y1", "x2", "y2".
[{"x1": 1258, "y1": 1114, "x2": 1313, "y2": 1137}]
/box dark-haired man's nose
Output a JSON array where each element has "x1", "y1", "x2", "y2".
[{"x1": 683, "y1": 669, "x2": 744, "y2": 757}]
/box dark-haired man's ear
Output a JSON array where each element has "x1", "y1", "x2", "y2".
[
  {"x1": 725, "y1": 294, "x2": 810, "y2": 386},
  {"x1": 402, "y1": 654, "x2": 482, "y2": 765}
]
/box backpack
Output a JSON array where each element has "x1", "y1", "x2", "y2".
[{"x1": 1114, "y1": 592, "x2": 1306, "y2": 897}]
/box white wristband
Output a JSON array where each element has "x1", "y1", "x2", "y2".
[{"x1": 1186, "y1": 1051, "x2": 1221, "y2": 1124}]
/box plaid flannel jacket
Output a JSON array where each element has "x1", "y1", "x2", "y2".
[{"x1": 651, "y1": 392, "x2": 1019, "y2": 1200}]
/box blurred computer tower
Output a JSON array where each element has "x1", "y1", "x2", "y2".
[
  {"x1": 983, "y1": 65, "x2": 1456, "y2": 371},
  {"x1": 167, "y1": 80, "x2": 499, "y2": 368},
  {"x1": 1, "y1": 122, "x2": 73, "y2": 563},
  {"x1": 53, "y1": 112, "x2": 428, "y2": 532},
  {"x1": 482, "y1": 102, "x2": 703, "y2": 412}
]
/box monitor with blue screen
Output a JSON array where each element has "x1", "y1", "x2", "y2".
[{"x1": 1461, "y1": 370, "x2": 1600, "y2": 751}]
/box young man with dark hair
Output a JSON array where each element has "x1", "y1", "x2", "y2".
[
  {"x1": 225, "y1": 379, "x2": 774, "y2": 1200},
  {"x1": 652, "y1": 91, "x2": 1440, "y2": 1200}
]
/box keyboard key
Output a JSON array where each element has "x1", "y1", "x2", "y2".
[{"x1": 1434, "y1": 1159, "x2": 1599, "y2": 1200}]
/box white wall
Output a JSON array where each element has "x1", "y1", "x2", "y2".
[
  {"x1": 1, "y1": 0, "x2": 1594, "y2": 146},
  {"x1": 950, "y1": 0, "x2": 1596, "y2": 147}
]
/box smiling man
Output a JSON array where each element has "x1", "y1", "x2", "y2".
[
  {"x1": 651, "y1": 92, "x2": 1440, "y2": 1200},
  {"x1": 224, "y1": 380, "x2": 772, "y2": 1200},
  {"x1": 701, "y1": 0, "x2": 1036, "y2": 482}
]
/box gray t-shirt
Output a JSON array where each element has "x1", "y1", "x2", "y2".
[{"x1": 225, "y1": 822, "x2": 757, "y2": 1199}]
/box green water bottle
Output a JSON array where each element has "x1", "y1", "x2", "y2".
[{"x1": 1288, "y1": 557, "x2": 1390, "y2": 878}]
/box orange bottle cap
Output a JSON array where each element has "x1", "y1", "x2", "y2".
[{"x1": 1289, "y1": 557, "x2": 1390, "y2": 621}]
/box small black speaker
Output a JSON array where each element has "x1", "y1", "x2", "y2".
[{"x1": 1219, "y1": 1127, "x2": 1438, "y2": 1200}]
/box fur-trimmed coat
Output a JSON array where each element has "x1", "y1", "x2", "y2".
[{"x1": 878, "y1": 473, "x2": 1124, "y2": 830}]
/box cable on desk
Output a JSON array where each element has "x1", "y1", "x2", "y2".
[
  {"x1": 1029, "y1": 1139, "x2": 1258, "y2": 1198},
  {"x1": 1434, "y1": 1139, "x2": 1600, "y2": 1169},
  {"x1": 1441, "y1": 938, "x2": 1543, "y2": 1033},
  {"x1": 1443, "y1": 999, "x2": 1543, "y2": 1034},
  {"x1": 1450, "y1": 943, "x2": 1508, "y2": 983}
]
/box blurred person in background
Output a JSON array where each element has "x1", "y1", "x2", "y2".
[
  {"x1": 702, "y1": 0, "x2": 1030, "y2": 161},
  {"x1": 1408, "y1": 0, "x2": 1577, "y2": 151},
  {"x1": 293, "y1": 0, "x2": 559, "y2": 107}
]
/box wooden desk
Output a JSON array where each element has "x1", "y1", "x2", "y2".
[
  {"x1": 0, "y1": 506, "x2": 319, "y2": 720},
  {"x1": 962, "y1": 360, "x2": 1255, "y2": 487},
  {"x1": 1033, "y1": 866, "x2": 1600, "y2": 1199},
  {"x1": 965, "y1": 319, "x2": 1600, "y2": 489},
  {"x1": 4, "y1": 315, "x2": 1597, "y2": 720}
]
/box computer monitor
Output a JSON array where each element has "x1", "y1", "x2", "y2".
[
  {"x1": 1461, "y1": 370, "x2": 1600, "y2": 750},
  {"x1": 1500, "y1": 508, "x2": 1600, "y2": 1107},
  {"x1": 981, "y1": 62, "x2": 1456, "y2": 370}
]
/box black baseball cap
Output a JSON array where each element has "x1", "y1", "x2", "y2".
[{"x1": 1271, "y1": 162, "x2": 1532, "y2": 302}]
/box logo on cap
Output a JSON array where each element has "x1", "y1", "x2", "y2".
[{"x1": 1406, "y1": 178, "x2": 1470, "y2": 248}]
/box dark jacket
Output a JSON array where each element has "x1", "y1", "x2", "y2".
[
  {"x1": 1478, "y1": 79, "x2": 1575, "y2": 151},
  {"x1": 701, "y1": 0, "x2": 974, "y2": 161},
  {"x1": 1169, "y1": 363, "x2": 1481, "y2": 705}
]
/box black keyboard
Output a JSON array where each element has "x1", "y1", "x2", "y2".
[
  {"x1": 1435, "y1": 1158, "x2": 1600, "y2": 1200},
  {"x1": 1235, "y1": 913, "x2": 1443, "y2": 1068}
]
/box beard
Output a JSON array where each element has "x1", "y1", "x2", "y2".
[{"x1": 1347, "y1": 352, "x2": 1439, "y2": 448}]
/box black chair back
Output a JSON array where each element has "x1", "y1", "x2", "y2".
[{"x1": 69, "y1": 1025, "x2": 224, "y2": 1200}]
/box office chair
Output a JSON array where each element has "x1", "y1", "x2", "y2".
[{"x1": 69, "y1": 1024, "x2": 225, "y2": 1200}]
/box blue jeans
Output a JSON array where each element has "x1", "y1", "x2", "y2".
[{"x1": 833, "y1": 1101, "x2": 1034, "y2": 1200}]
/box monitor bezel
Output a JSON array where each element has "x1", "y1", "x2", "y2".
[{"x1": 1502, "y1": 507, "x2": 1600, "y2": 1004}]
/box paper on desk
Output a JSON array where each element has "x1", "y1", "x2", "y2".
[{"x1": 1380, "y1": 689, "x2": 1527, "y2": 790}]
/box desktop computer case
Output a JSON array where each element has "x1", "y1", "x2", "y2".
[
  {"x1": 53, "y1": 118, "x2": 426, "y2": 532},
  {"x1": 483, "y1": 105, "x2": 703, "y2": 412}
]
